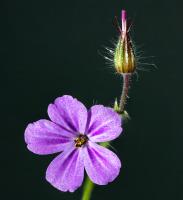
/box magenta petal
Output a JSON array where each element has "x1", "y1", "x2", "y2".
[
  {"x1": 86, "y1": 105, "x2": 122, "y2": 142},
  {"x1": 24, "y1": 120, "x2": 72, "y2": 155},
  {"x1": 48, "y1": 95, "x2": 87, "y2": 134},
  {"x1": 83, "y1": 141, "x2": 121, "y2": 185},
  {"x1": 46, "y1": 144, "x2": 84, "y2": 192}
]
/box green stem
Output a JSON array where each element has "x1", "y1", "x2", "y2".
[
  {"x1": 81, "y1": 176, "x2": 94, "y2": 200},
  {"x1": 81, "y1": 142, "x2": 109, "y2": 200}
]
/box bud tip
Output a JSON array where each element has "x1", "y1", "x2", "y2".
[{"x1": 121, "y1": 9, "x2": 127, "y2": 33}]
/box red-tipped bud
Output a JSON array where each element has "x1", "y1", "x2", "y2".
[{"x1": 114, "y1": 10, "x2": 136, "y2": 74}]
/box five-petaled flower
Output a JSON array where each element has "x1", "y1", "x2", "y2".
[{"x1": 24, "y1": 95, "x2": 123, "y2": 192}]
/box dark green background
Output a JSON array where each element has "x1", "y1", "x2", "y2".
[{"x1": 2, "y1": 0, "x2": 183, "y2": 199}]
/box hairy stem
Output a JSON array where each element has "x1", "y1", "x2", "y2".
[{"x1": 119, "y1": 74, "x2": 131, "y2": 113}]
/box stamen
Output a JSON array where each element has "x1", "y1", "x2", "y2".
[{"x1": 74, "y1": 134, "x2": 88, "y2": 148}]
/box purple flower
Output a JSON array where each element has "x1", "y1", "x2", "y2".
[{"x1": 24, "y1": 95, "x2": 122, "y2": 192}]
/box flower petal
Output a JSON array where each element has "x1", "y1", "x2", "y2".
[
  {"x1": 86, "y1": 105, "x2": 122, "y2": 142},
  {"x1": 46, "y1": 144, "x2": 84, "y2": 192},
  {"x1": 83, "y1": 141, "x2": 121, "y2": 185},
  {"x1": 25, "y1": 120, "x2": 72, "y2": 155},
  {"x1": 48, "y1": 95, "x2": 87, "y2": 134}
]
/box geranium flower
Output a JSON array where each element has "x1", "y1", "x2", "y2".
[{"x1": 24, "y1": 95, "x2": 122, "y2": 192}]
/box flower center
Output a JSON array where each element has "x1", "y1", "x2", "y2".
[{"x1": 74, "y1": 134, "x2": 88, "y2": 148}]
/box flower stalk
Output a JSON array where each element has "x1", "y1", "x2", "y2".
[
  {"x1": 81, "y1": 177, "x2": 94, "y2": 200},
  {"x1": 119, "y1": 74, "x2": 131, "y2": 113}
]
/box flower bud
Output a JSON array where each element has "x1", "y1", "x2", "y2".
[{"x1": 114, "y1": 10, "x2": 136, "y2": 74}]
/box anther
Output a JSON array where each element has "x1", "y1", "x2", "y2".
[{"x1": 74, "y1": 134, "x2": 88, "y2": 148}]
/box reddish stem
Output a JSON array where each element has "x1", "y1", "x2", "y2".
[{"x1": 119, "y1": 74, "x2": 130, "y2": 112}]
